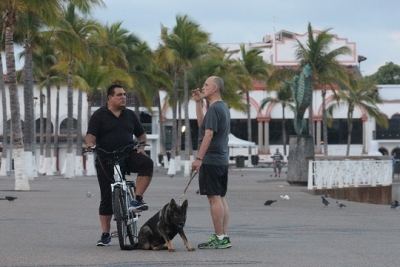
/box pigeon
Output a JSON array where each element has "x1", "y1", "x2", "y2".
[
  {"x1": 280, "y1": 194, "x2": 290, "y2": 200},
  {"x1": 336, "y1": 201, "x2": 346, "y2": 208},
  {"x1": 321, "y1": 196, "x2": 329, "y2": 206},
  {"x1": 390, "y1": 200, "x2": 399, "y2": 209},
  {"x1": 264, "y1": 200, "x2": 277, "y2": 206},
  {"x1": 86, "y1": 191, "x2": 94, "y2": 198},
  {"x1": 5, "y1": 196, "x2": 17, "y2": 202}
]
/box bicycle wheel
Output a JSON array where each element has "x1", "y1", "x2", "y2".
[
  {"x1": 113, "y1": 186, "x2": 135, "y2": 250},
  {"x1": 126, "y1": 185, "x2": 138, "y2": 244}
]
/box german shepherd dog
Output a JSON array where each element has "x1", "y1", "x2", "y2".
[{"x1": 137, "y1": 199, "x2": 195, "y2": 252}]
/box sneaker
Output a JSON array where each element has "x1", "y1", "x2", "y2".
[
  {"x1": 129, "y1": 199, "x2": 148, "y2": 211},
  {"x1": 219, "y1": 236, "x2": 232, "y2": 249},
  {"x1": 198, "y1": 234, "x2": 219, "y2": 249},
  {"x1": 198, "y1": 234, "x2": 232, "y2": 249},
  {"x1": 97, "y1": 233, "x2": 111, "y2": 246}
]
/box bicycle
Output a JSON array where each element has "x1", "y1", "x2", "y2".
[{"x1": 85, "y1": 141, "x2": 148, "y2": 250}]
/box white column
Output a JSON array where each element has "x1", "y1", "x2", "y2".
[
  {"x1": 258, "y1": 121, "x2": 263, "y2": 152},
  {"x1": 264, "y1": 120, "x2": 270, "y2": 154}
]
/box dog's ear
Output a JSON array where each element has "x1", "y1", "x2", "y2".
[
  {"x1": 182, "y1": 199, "x2": 188, "y2": 210},
  {"x1": 170, "y1": 199, "x2": 176, "y2": 205}
]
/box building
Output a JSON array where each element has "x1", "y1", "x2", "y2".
[{"x1": 1, "y1": 29, "x2": 399, "y2": 173}]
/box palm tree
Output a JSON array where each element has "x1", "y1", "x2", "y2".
[
  {"x1": 0, "y1": 54, "x2": 8, "y2": 176},
  {"x1": 161, "y1": 14, "x2": 211, "y2": 176},
  {"x1": 74, "y1": 58, "x2": 132, "y2": 176},
  {"x1": 327, "y1": 76, "x2": 388, "y2": 155},
  {"x1": 154, "y1": 39, "x2": 180, "y2": 172},
  {"x1": 1, "y1": 0, "x2": 64, "y2": 190},
  {"x1": 260, "y1": 83, "x2": 294, "y2": 155},
  {"x1": 52, "y1": 2, "x2": 104, "y2": 178},
  {"x1": 295, "y1": 22, "x2": 352, "y2": 155},
  {"x1": 32, "y1": 33, "x2": 63, "y2": 175},
  {"x1": 235, "y1": 44, "x2": 271, "y2": 155}
]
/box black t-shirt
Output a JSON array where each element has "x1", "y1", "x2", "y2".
[{"x1": 87, "y1": 105, "x2": 145, "y2": 152}]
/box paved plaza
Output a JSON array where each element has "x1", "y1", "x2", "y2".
[{"x1": 1, "y1": 166, "x2": 399, "y2": 267}]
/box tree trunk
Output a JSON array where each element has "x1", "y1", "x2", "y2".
[
  {"x1": 282, "y1": 104, "x2": 287, "y2": 155},
  {"x1": 321, "y1": 89, "x2": 328, "y2": 156},
  {"x1": 176, "y1": 100, "x2": 182, "y2": 172},
  {"x1": 346, "y1": 110, "x2": 354, "y2": 156},
  {"x1": 0, "y1": 54, "x2": 8, "y2": 176},
  {"x1": 183, "y1": 68, "x2": 191, "y2": 176},
  {"x1": 53, "y1": 86, "x2": 60, "y2": 173},
  {"x1": 155, "y1": 93, "x2": 167, "y2": 168},
  {"x1": 44, "y1": 77, "x2": 54, "y2": 175},
  {"x1": 246, "y1": 90, "x2": 252, "y2": 155},
  {"x1": 23, "y1": 40, "x2": 33, "y2": 154},
  {"x1": 5, "y1": 26, "x2": 29, "y2": 190},
  {"x1": 167, "y1": 71, "x2": 179, "y2": 177},
  {"x1": 308, "y1": 92, "x2": 315, "y2": 144},
  {"x1": 39, "y1": 86, "x2": 45, "y2": 174},
  {"x1": 75, "y1": 89, "x2": 83, "y2": 176},
  {"x1": 22, "y1": 42, "x2": 37, "y2": 179},
  {"x1": 64, "y1": 58, "x2": 75, "y2": 178}
]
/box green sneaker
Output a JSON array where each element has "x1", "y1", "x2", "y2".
[
  {"x1": 198, "y1": 234, "x2": 219, "y2": 249},
  {"x1": 198, "y1": 235, "x2": 232, "y2": 249},
  {"x1": 219, "y1": 236, "x2": 232, "y2": 249}
]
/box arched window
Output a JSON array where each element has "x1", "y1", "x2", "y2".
[
  {"x1": 60, "y1": 118, "x2": 78, "y2": 134},
  {"x1": 376, "y1": 114, "x2": 400, "y2": 140},
  {"x1": 35, "y1": 118, "x2": 54, "y2": 133}
]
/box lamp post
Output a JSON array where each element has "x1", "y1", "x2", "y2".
[{"x1": 358, "y1": 55, "x2": 367, "y2": 73}]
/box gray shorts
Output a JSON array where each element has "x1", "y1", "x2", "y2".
[
  {"x1": 273, "y1": 162, "x2": 282, "y2": 172},
  {"x1": 198, "y1": 164, "x2": 228, "y2": 197}
]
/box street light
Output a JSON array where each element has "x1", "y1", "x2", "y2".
[{"x1": 358, "y1": 55, "x2": 367, "y2": 71}]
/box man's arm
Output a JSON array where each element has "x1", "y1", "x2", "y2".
[
  {"x1": 196, "y1": 129, "x2": 213, "y2": 160},
  {"x1": 195, "y1": 101, "x2": 205, "y2": 126},
  {"x1": 85, "y1": 133, "x2": 96, "y2": 149},
  {"x1": 192, "y1": 89, "x2": 205, "y2": 126},
  {"x1": 136, "y1": 133, "x2": 147, "y2": 155}
]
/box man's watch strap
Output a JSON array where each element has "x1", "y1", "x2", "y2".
[{"x1": 196, "y1": 157, "x2": 202, "y2": 161}]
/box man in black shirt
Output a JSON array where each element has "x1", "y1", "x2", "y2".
[{"x1": 85, "y1": 84, "x2": 153, "y2": 246}]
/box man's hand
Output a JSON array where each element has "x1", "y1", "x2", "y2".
[
  {"x1": 191, "y1": 88, "x2": 203, "y2": 102},
  {"x1": 191, "y1": 158, "x2": 202, "y2": 171},
  {"x1": 137, "y1": 146, "x2": 147, "y2": 155}
]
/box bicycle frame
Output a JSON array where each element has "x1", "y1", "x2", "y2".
[{"x1": 111, "y1": 161, "x2": 139, "y2": 250}]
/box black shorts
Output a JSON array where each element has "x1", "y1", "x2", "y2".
[
  {"x1": 198, "y1": 164, "x2": 228, "y2": 197},
  {"x1": 96, "y1": 151, "x2": 153, "y2": 215}
]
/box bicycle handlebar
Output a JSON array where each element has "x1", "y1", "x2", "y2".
[{"x1": 82, "y1": 141, "x2": 149, "y2": 155}]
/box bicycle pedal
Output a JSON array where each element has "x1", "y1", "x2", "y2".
[{"x1": 110, "y1": 231, "x2": 118, "y2": 238}]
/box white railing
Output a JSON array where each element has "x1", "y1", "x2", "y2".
[{"x1": 308, "y1": 157, "x2": 392, "y2": 190}]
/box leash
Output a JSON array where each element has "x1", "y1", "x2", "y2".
[{"x1": 179, "y1": 169, "x2": 198, "y2": 206}]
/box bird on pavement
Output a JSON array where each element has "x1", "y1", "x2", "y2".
[
  {"x1": 264, "y1": 200, "x2": 277, "y2": 206},
  {"x1": 336, "y1": 201, "x2": 346, "y2": 208},
  {"x1": 321, "y1": 196, "x2": 329, "y2": 206},
  {"x1": 280, "y1": 195, "x2": 290, "y2": 200},
  {"x1": 390, "y1": 200, "x2": 399, "y2": 209},
  {"x1": 5, "y1": 196, "x2": 17, "y2": 202},
  {"x1": 86, "y1": 191, "x2": 94, "y2": 198}
]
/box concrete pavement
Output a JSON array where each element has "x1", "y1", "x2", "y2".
[{"x1": 1, "y1": 166, "x2": 399, "y2": 267}]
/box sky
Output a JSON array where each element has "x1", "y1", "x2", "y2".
[{"x1": 88, "y1": 0, "x2": 400, "y2": 76}]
